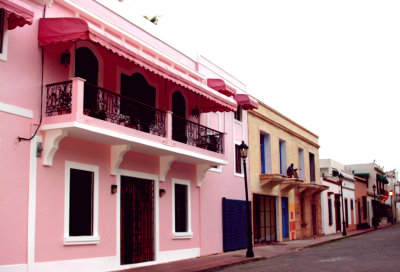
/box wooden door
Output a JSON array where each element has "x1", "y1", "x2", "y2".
[{"x1": 121, "y1": 176, "x2": 154, "y2": 265}]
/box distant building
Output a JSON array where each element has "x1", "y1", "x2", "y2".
[
  {"x1": 320, "y1": 159, "x2": 357, "y2": 234},
  {"x1": 248, "y1": 100, "x2": 327, "y2": 243},
  {"x1": 347, "y1": 163, "x2": 390, "y2": 227},
  {"x1": 385, "y1": 169, "x2": 399, "y2": 223}
]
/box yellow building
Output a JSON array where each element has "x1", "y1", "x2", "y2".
[{"x1": 248, "y1": 99, "x2": 327, "y2": 243}]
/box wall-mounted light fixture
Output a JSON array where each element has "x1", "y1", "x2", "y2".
[
  {"x1": 36, "y1": 142, "x2": 43, "y2": 158},
  {"x1": 191, "y1": 107, "x2": 199, "y2": 118},
  {"x1": 61, "y1": 49, "x2": 70, "y2": 67},
  {"x1": 111, "y1": 184, "x2": 118, "y2": 194},
  {"x1": 159, "y1": 189, "x2": 166, "y2": 198}
]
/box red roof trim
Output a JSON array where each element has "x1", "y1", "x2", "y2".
[
  {"x1": 38, "y1": 18, "x2": 237, "y2": 113},
  {"x1": 0, "y1": 0, "x2": 34, "y2": 30}
]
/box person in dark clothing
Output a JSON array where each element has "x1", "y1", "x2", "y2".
[{"x1": 287, "y1": 163, "x2": 298, "y2": 178}]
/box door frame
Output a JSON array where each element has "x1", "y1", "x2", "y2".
[{"x1": 116, "y1": 169, "x2": 159, "y2": 268}]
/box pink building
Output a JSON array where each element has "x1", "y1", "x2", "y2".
[{"x1": 0, "y1": 1, "x2": 257, "y2": 271}]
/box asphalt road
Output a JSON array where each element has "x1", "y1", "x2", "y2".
[{"x1": 218, "y1": 225, "x2": 400, "y2": 272}]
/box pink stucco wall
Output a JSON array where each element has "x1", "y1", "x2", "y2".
[
  {"x1": 1, "y1": 0, "x2": 249, "y2": 267},
  {"x1": 0, "y1": 113, "x2": 32, "y2": 265},
  {"x1": 35, "y1": 137, "x2": 116, "y2": 261}
]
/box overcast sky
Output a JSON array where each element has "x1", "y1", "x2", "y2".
[{"x1": 112, "y1": 0, "x2": 400, "y2": 172}]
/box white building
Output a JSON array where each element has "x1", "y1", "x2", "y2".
[{"x1": 320, "y1": 159, "x2": 357, "y2": 234}]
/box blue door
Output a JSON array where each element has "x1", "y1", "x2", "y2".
[
  {"x1": 281, "y1": 197, "x2": 289, "y2": 239},
  {"x1": 222, "y1": 198, "x2": 249, "y2": 252}
]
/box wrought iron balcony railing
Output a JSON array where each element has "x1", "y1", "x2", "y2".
[
  {"x1": 172, "y1": 115, "x2": 223, "y2": 154},
  {"x1": 45, "y1": 80, "x2": 223, "y2": 154}
]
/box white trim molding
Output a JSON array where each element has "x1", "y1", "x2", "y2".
[
  {"x1": 64, "y1": 161, "x2": 100, "y2": 245},
  {"x1": 0, "y1": 101, "x2": 33, "y2": 118}
]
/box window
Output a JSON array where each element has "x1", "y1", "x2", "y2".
[
  {"x1": 279, "y1": 140, "x2": 286, "y2": 175},
  {"x1": 172, "y1": 179, "x2": 192, "y2": 238},
  {"x1": 235, "y1": 144, "x2": 242, "y2": 174},
  {"x1": 0, "y1": 9, "x2": 8, "y2": 61},
  {"x1": 234, "y1": 105, "x2": 242, "y2": 121},
  {"x1": 350, "y1": 199, "x2": 354, "y2": 210},
  {"x1": 298, "y1": 148, "x2": 304, "y2": 180},
  {"x1": 309, "y1": 152, "x2": 315, "y2": 182},
  {"x1": 260, "y1": 133, "x2": 271, "y2": 174},
  {"x1": 362, "y1": 196, "x2": 367, "y2": 219},
  {"x1": 328, "y1": 197, "x2": 333, "y2": 226},
  {"x1": 65, "y1": 161, "x2": 99, "y2": 244},
  {"x1": 0, "y1": 10, "x2": 4, "y2": 54}
]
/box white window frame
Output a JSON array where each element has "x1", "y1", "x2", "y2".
[
  {"x1": 172, "y1": 178, "x2": 193, "y2": 239},
  {"x1": 0, "y1": 10, "x2": 9, "y2": 62},
  {"x1": 64, "y1": 161, "x2": 100, "y2": 245}
]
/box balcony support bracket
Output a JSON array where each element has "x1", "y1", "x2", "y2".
[
  {"x1": 42, "y1": 129, "x2": 68, "y2": 166},
  {"x1": 197, "y1": 164, "x2": 212, "y2": 187},
  {"x1": 111, "y1": 144, "x2": 131, "y2": 175},
  {"x1": 159, "y1": 155, "x2": 176, "y2": 182}
]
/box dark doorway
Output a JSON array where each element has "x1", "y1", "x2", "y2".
[
  {"x1": 358, "y1": 199, "x2": 362, "y2": 225},
  {"x1": 121, "y1": 73, "x2": 156, "y2": 131},
  {"x1": 120, "y1": 176, "x2": 154, "y2": 265},
  {"x1": 335, "y1": 195, "x2": 341, "y2": 231},
  {"x1": 253, "y1": 194, "x2": 277, "y2": 244},
  {"x1": 281, "y1": 197, "x2": 289, "y2": 239},
  {"x1": 75, "y1": 47, "x2": 98, "y2": 114},
  {"x1": 172, "y1": 91, "x2": 187, "y2": 143},
  {"x1": 312, "y1": 204, "x2": 317, "y2": 235}
]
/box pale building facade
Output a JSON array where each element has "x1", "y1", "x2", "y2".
[
  {"x1": 248, "y1": 100, "x2": 327, "y2": 243},
  {"x1": 320, "y1": 159, "x2": 357, "y2": 234}
]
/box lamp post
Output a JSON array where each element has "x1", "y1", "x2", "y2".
[
  {"x1": 372, "y1": 184, "x2": 377, "y2": 229},
  {"x1": 389, "y1": 190, "x2": 394, "y2": 224},
  {"x1": 338, "y1": 174, "x2": 347, "y2": 236},
  {"x1": 239, "y1": 141, "x2": 254, "y2": 258}
]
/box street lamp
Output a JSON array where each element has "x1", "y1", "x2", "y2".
[
  {"x1": 338, "y1": 174, "x2": 347, "y2": 236},
  {"x1": 239, "y1": 141, "x2": 254, "y2": 258},
  {"x1": 372, "y1": 184, "x2": 378, "y2": 229},
  {"x1": 389, "y1": 190, "x2": 394, "y2": 224}
]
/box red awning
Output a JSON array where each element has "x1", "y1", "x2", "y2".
[
  {"x1": 38, "y1": 18, "x2": 237, "y2": 113},
  {"x1": 207, "y1": 78, "x2": 236, "y2": 97},
  {"x1": 234, "y1": 94, "x2": 258, "y2": 110},
  {"x1": 0, "y1": 0, "x2": 34, "y2": 30}
]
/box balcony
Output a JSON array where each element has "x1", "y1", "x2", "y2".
[{"x1": 40, "y1": 78, "x2": 226, "y2": 181}]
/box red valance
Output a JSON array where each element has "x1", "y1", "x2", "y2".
[
  {"x1": 207, "y1": 78, "x2": 236, "y2": 97},
  {"x1": 38, "y1": 18, "x2": 237, "y2": 113},
  {"x1": 234, "y1": 94, "x2": 258, "y2": 110},
  {"x1": 0, "y1": 0, "x2": 34, "y2": 30}
]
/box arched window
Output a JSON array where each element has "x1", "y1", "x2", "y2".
[
  {"x1": 120, "y1": 73, "x2": 156, "y2": 132},
  {"x1": 75, "y1": 47, "x2": 99, "y2": 115}
]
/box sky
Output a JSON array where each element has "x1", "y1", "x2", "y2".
[{"x1": 114, "y1": 0, "x2": 400, "y2": 172}]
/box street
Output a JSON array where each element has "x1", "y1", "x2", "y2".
[{"x1": 218, "y1": 225, "x2": 400, "y2": 272}]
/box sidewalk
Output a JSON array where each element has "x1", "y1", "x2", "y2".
[{"x1": 117, "y1": 223, "x2": 392, "y2": 272}]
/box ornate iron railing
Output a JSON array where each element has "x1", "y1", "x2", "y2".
[
  {"x1": 45, "y1": 81, "x2": 223, "y2": 153},
  {"x1": 84, "y1": 82, "x2": 166, "y2": 137},
  {"x1": 46, "y1": 80, "x2": 72, "y2": 116},
  {"x1": 172, "y1": 115, "x2": 223, "y2": 154}
]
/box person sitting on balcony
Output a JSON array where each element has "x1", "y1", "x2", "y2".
[{"x1": 287, "y1": 163, "x2": 298, "y2": 178}]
